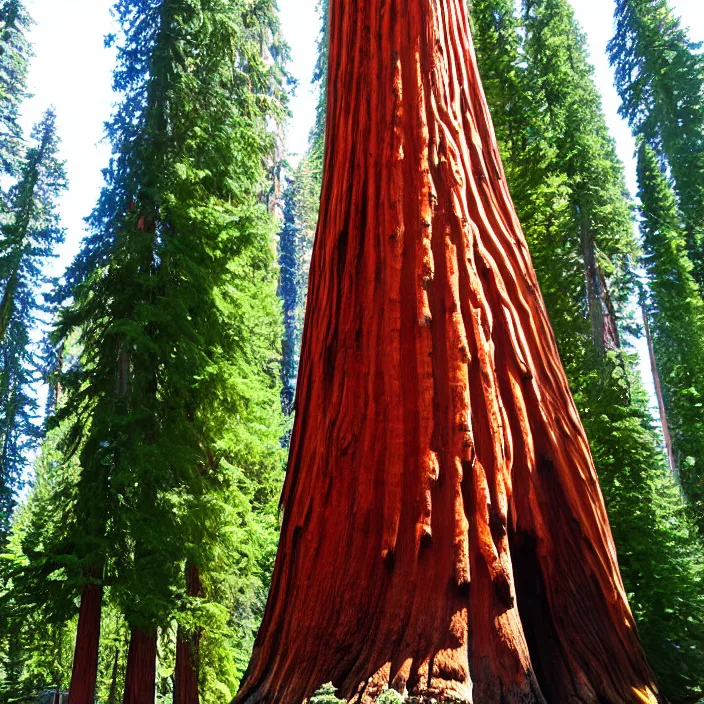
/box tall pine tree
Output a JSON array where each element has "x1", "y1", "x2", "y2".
[
  {"x1": 0, "y1": 0, "x2": 31, "y2": 184},
  {"x1": 637, "y1": 141, "x2": 704, "y2": 531},
  {"x1": 608, "y1": 0, "x2": 704, "y2": 526},
  {"x1": 0, "y1": 109, "x2": 66, "y2": 541},
  {"x1": 4, "y1": 1, "x2": 287, "y2": 702},
  {"x1": 608, "y1": 0, "x2": 704, "y2": 280},
  {"x1": 278, "y1": 182, "x2": 302, "y2": 416}
]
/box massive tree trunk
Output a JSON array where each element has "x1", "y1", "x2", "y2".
[
  {"x1": 68, "y1": 573, "x2": 103, "y2": 704},
  {"x1": 123, "y1": 629, "x2": 158, "y2": 704},
  {"x1": 174, "y1": 564, "x2": 203, "y2": 704},
  {"x1": 236, "y1": 0, "x2": 661, "y2": 702}
]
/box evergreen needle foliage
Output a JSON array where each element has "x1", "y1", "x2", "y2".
[
  {"x1": 0, "y1": 422, "x2": 79, "y2": 701},
  {"x1": 3, "y1": 0, "x2": 288, "y2": 699},
  {"x1": 608, "y1": 0, "x2": 704, "y2": 536},
  {"x1": 637, "y1": 141, "x2": 704, "y2": 534},
  {"x1": 0, "y1": 109, "x2": 66, "y2": 542},
  {"x1": 277, "y1": 157, "x2": 318, "y2": 416},
  {"x1": 608, "y1": 0, "x2": 704, "y2": 281},
  {"x1": 0, "y1": 0, "x2": 31, "y2": 185},
  {"x1": 471, "y1": 0, "x2": 704, "y2": 698},
  {"x1": 278, "y1": 182, "x2": 302, "y2": 417}
]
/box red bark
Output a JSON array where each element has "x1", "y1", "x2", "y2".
[
  {"x1": 236, "y1": 0, "x2": 661, "y2": 702},
  {"x1": 123, "y1": 629, "x2": 158, "y2": 704},
  {"x1": 174, "y1": 565, "x2": 203, "y2": 704},
  {"x1": 68, "y1": 577, "x2": 103, "y2": 704}
]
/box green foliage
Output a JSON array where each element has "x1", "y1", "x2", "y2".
[
  {"x1": 637, "y1": 142, "x2": 704, "y2": 534},
  {"x1": 310, "y1": 684, "x2": 343, "y2": 703},
  {"x1": 310, "y1": 0, "x2": 329, "y2": 174},
  {"x1": 0, "y1": 422, "x2": 79, "y2": 701},
  {"x1": 608, "y1": 0, "x2": 704, "y2": 280},
  {"x1": 309, "y1": 685, "x2": 405, "y2": 703},
  {"x1": 278, "y1": 182, "x2": 302, "y2": 415},
  {"x1": 3, "y1": 0, "x2": 288, "y2": 699},
  {"x1": 580, "y1": 353, "x2": 704, "y2": 700},
  {"x1": 0, "y1": 109, "x2": 66, "y2": 541},
  {"x1": 277, "y1": 156, "x2": 319, "y2": 414},
  {"x1": 0, "y1": 0, "x2": 31, "y2": 182},
  {"x1": 472, "y1": 0, "x2": 704, "y2": 699}
]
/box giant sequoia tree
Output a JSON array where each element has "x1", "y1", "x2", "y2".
[{"x1": 235, "y1": 1, "x2": 661, "y2": 702}]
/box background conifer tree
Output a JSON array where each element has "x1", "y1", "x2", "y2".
[
  {"x1": 471, "y1": 0, "x2": 704, "y2": 698},
  {"x1": 608, "y1": 0, "x2": 704, "y2": 529},
  {"x1": 637, "y1": 141, "x2": 704, "y2": 531},
  {"x1": 2, "y1": 1, "x2": 287, "y2": 702},
  {"x1": 608, "y1": 0, "x2": 704, "y2": 280},
  {"x1": 0, "y1": 109, "x2": 66, "y2": 542},
  {"x1": 278, "y1": 182, "x2": 302, "y2": 417},
  {"x1": 0, "y1": 0, "x2": 30, "y2": 185}
]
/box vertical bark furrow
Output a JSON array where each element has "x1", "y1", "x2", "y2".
[{"x1": 235, "y1": 1, "x2": 662, "y2": 702}]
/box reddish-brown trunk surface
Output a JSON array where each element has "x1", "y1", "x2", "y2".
[
  {"x1": 68, "y1": 578, "x2": 103, "y2": 704},
  {"x1": 123, "y1": 629, "x2": 158, "y2": 704},
  {"x1": 174, "y1": 565, "x2": 203, "y2": 704},
  {"x1": 236, "y1": 1, "x2": 661, "y2": 702}
]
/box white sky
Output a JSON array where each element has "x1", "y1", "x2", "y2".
[{"x1": 20, "y1": 0, "x2": 704, "y2": 413}]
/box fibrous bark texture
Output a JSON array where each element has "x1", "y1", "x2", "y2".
[
  {"x1": 123, "y1": 629, "x2": 158, "y2": 704},
  {"x1": 68, "y1": 580, "x2": 103, "y2": 704},
  {"x1": 174, "y1": 565, "x2": 203, "y2": 704},
  {"x1": 235, "y1": 1, "x2": 662, "y2": 702}
]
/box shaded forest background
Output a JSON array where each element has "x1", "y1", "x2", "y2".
[{"x1": 0, "y1": 0, "x2": 704, "y2": 701}]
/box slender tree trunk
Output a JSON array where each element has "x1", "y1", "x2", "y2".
[
  {"x1": 68, "y1": 571, "x2": 103, "y2": 704},
  {"x1": 123, "y1": 629, "x2": 158, "y2": 704},
  {"x1": 642, "y1": 301, "x2": 676, "y2": 478},
  {"x1": 174, "y1": 564, "x2": 203, "y2": 704},
  {"x1": 107, "y1": 646, "x2": 121, "y2": 704},
  {"x1": 579, "y1": 212, "x2": 620, "y2": 354},
  {"x1": 235, "y1": 1, "x2": 661, "y2": 702},
  {"x1": 0, "y1": 268, "x2": 19, "y2": 342}
]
